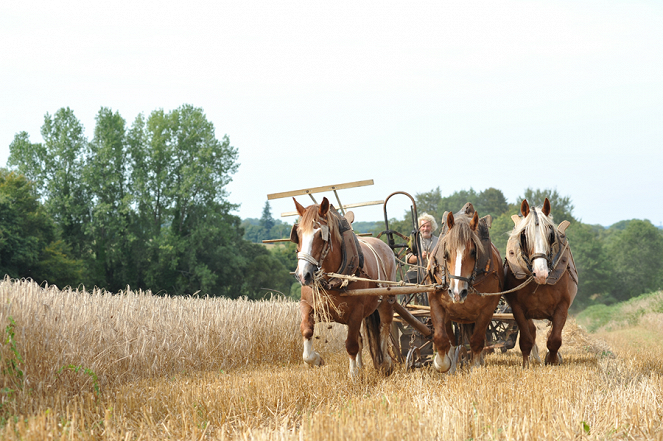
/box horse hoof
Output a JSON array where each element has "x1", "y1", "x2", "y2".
[
  {"x1": 381, "y1": 359, "x2": 394, "y2": 376},
  {"x1": 433, "y1": 352, "x2": 452, "y2": 373},
  {"x1": 544, "y1": 352, "x2": 562, "y2": 365},
  {"x1": 304, "y1": 352, "x2": 324, "y2": 367}
]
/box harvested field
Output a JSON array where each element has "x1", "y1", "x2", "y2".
[{"x1": 0, "y1": 278, "x2": 662, "y2": 440}]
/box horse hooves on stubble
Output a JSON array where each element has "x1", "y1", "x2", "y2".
[{"x1": 544, "y1": 352, "x2": 562, "y2": 365}]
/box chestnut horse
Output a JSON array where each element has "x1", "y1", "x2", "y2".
[
  {"x1": 427, "y1": 207, "x2": 504, "y2": 373},
  {"x1": 291, "y1": 197, "x2": 396, "y2": 376},
  {"x1": 504, "y1": 198, "x2": 578, "y2": 367}
]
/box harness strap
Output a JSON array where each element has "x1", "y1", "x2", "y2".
[{"x1": 358, "y1": 239, "x2": 387, "y2": 287}]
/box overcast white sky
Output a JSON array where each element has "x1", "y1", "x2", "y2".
[{"x1": 2, "y1": 1, "x2": 662, "y2": 227}]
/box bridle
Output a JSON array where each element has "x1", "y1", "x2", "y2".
[
  {"x1": 296, "y1": 218, "x2": 332, "y2": 271},
  {"x1": 520, "y1": 209, "x2": 555, "y2": 272},
  {"x1": 443, "y1": 241, "x2": 479, "y2": 289}
]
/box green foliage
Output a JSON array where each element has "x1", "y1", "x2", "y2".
[
  {"x1": 260, "y1": 201, "x2": 275, "y2": 232},
  {"x1": 57, "y1": 365, "x2": 100, "y2": 396},
  {"x1": 489, "y1": 210, "x2": 518, "y2": 258},
  {"x1": 604, "y1": 220, "x2": 663, "y2": 302},
  {"x1": 351, "y1": 221, "x2": 384, "y2": 235},
  {"x1": 414, "y1": 187, "x2": 510, "y2": 228},
  {"x1": 0, "y1": 169, "x2": 83, "y2": 285},
  {"x1": 270, "y1": 243, "x2": 298, "y2": 272},
  {"x1": 239, "y1": 242, "x2": 294, "y2": 299},
  {"x1": 576, "y1": 290, "x2": 663, "y2": 332},
  {"x1": 566, "y1": 223, "x2": 614, "y2": 311},
  {"x1": 241, "y1": 217, "x2": 292, "y2": 243},
  {"x1": 9, "y1": 108, "x2": 90, "y2": 259},
  {"x1": 6, "y1": 105, "x2": 294, "y2": 299},
  {"x1": 1, "y1": 316, "x2": 23, "y2": 410}
]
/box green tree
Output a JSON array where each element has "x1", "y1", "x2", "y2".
[
  {"x1": 8, "y1": 108, "x2": 90, "y2": 259},
  {"x1": 84, "y1": 108, "x2": 137, "y2": 290},
  {"x1": 130, "y1": 105, "x2": 241, "y2": 295},
  {"x1": 566, "y1": 223, "x2": 614, "y2": 310},
  {"x1": 605, "y1": 220, "x2": 663, "y2": 301},
  {"x1": 0, "y1": 169, "x2": 83, "y2": 286},
  {"x1": 260, "y1": 201, "x2": 275, "y2": 233},
  {"x1": 474, "y1": 187, "x2": 509, "y2": 218}
]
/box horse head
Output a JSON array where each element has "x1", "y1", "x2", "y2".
[
  {"x1": 441, "y1": 210, "x2": 483, "y2": 303},
  {"x1": 514, "y1": 198, "x2": 556, "y2": 284},
  {"x1": 291, "y1": 197, "x2": 341, "y2": 286}
]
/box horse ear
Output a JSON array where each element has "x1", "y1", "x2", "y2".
[
  {"x1": 470, "y1": 211, "x2": 479, "y2": 231},
  {"x1": 318, "y1": 197, "x2": 330, "y2": 217},
  {"x1": 511, "y1": 215, "x2": 521, "y2": 225},
  {"x1": 446, "y1": 211, "x2": 455, "y2": 230},
  {"x1": 520, "y1": 200, "x2": 530, "y2": 217},
  {"x1": 542, "y1": 198, "x2": 551, "y2": 216},
  {"x1": 293, "y1": 198, "x2": 306, "y2": 216}
]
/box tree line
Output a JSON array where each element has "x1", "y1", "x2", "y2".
[
  {"x1": 2, "y1": 106, "x2": 295, "y2": 298},
  {"x1": 4, "y1": 107, "x2": 662, "y2": 309}
]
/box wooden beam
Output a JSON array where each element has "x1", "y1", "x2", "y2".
[
  {"x1": 261, "y1": 232, "x2": 372, "y2": 244},
  {"x1": 340, "y1": 285, "x2": 441, "y2": 297},
  {"x1": 393, "y1": 303, "x2": 431, "y2": 337},
  {"x1": 267, "y1": 180, "x2": 374, "y2": 200},
  {"x1": 280, "y1": 200, "x2": 384, "y2": 217}
]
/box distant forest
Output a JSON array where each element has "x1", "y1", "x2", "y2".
[{"x1": 2, "y1": 106, "x2": 662, "y2": 311}]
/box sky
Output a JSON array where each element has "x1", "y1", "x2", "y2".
[{"x1": 2, "y1": 1, "x2": 662, "y2": 227}]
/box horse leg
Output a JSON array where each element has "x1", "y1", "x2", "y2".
[
  {"x1": 511, "y1": 304, "x2": 534, "y2": 368},
  {"x1": 545, "y1": 307, "x2": 568, "y2": 365},
  {"x1": 377, "y1": 298, "x2": 395, "y2": 374},
  {"x1": 356, "y1": 328, "x2": 364, "y2": 369},
  {"x1": 430, "y1": 298, "x2": 453, "y2": 373},
  {"x1": 346, "y1": 308, "x2": 365, "y2": 378},
  {"x1": 300, "y1": 300, "x2": 324, "y2": 367},
  {"x1": 469, "y1": 316, "x2": 492, "y2": 369},
  {"x1": 527, "y1": 320, "x2": 541, "y2": 363}
]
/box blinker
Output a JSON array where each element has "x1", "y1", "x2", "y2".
[
  {"x1": 289, "y1": 224, "x2": 299, "y2": 244},
  {"x1": 320, "y1": 224, "x2": 329, "y2": 242}
]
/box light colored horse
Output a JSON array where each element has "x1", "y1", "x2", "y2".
[
  {"x1": 292, "y1": 197, "x2": 396, "y2": 377},
  {"x1": 504, "y1": 198, "x2": 578, "y2": 367},
  {"x1": 428, "y1": 208, "x2": 504, "y2": 373}
]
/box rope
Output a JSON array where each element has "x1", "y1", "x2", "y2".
[{"x1": 469, "y1": 276, "x2": 534, "y2": 297}]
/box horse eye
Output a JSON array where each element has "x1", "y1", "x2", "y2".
[
  {"x1": 444, "y1": 251, "x2": 449, "y2": 260},
  {"x1": 471, "y1": 249, "x2": 477, "y2": 257}
]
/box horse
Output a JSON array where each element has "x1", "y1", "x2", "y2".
[
  {"x1": 291, "y1": 197, "x2": 396, "y2": 377},
  {"x1": 427, "y1": 205, "x2": 504, "y2": 373},
  {"x1": 503, "y1": 198, "x2": 578, "y2": 367}
]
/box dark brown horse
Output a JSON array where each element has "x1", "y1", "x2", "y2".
[
  {"x1": 504, "y1": 198, "x2": 578, "y2": 367},
  {"x1": 291, "y1": 197, "x2": 396, "y2": 376},
  {"x1": 427, "y1": 207, "x2": 504, "y2": 373}
]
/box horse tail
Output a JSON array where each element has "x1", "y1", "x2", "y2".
[{"x1": 364, "y1": 309, "x2": 384, "y2": 369}]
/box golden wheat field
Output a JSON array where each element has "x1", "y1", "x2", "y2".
[{"x1": 0, "y1": 277, "x2": 662, "y2": 440}]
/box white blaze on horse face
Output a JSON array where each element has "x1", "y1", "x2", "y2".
[
  {"x1": 532, "y1": 222, "x2": 549, "y2": 284},
  {"x1": 450, "y1": 245, "x2": 466, "y2": 302},
  {"x1": 295, "y1": 228, "x2": 319, "y2": 283}
]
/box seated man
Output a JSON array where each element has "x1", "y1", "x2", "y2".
[{"x1": 405, "y1": 213, "x2": 439, "y2": 281}]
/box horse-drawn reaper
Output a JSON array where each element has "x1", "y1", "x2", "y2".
[{"x1": 265, "y1": 181, "x2": 565, "y2": 374}]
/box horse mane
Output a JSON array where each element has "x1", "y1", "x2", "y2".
[
  {"x1": 510, "y1": 207, "x2": 555, "y2": 253},
  {"x1": 298, "y1": 204, "x2": 342, "y2": 244},
  {"x1": 440, "y1": 215, "x2": 484, "y2": 256}
]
